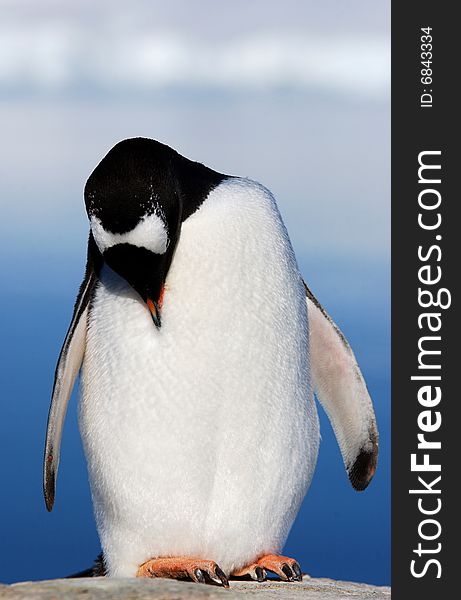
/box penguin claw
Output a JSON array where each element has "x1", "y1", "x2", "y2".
[
  {"x1": 213, "y1": 566, "x2": 230, "y2": 588},
  {"x1": 281, "y1": 563, "x2": 294, "y2": 581},
  {"x1": 253, "y1": 566, "x2": 267, "y2": 582},
  {"x1": 292, "y1": 562, "x2": 303, "y2": 581},
  {"x1": 193, "y1": 568, "x2": 206, "y2": 584}
]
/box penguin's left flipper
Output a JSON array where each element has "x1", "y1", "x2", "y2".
[
  {"x1": 43, "y1": 238, "x2": 98, "y2": 511},
  {"x1": 304, "y1": 281, "x2": 379, "y2": 490}
]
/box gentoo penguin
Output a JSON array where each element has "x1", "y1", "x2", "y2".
[{"x1": 44, "y1": 138, "x2": 378, "y2": 587}]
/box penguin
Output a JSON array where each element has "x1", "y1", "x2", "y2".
[{"x1": 44, "y1": 137, "x2": 378, "y2": 587}]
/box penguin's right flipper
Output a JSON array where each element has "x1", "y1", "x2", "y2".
[
  {"x1": 43, "y1": 236, "x2": 98, "y2": 511},
  {"x1": 304, "y1": 281, "x2": 379, "y2": 491}
]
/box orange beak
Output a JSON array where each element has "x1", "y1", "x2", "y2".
[{"x1": 146, "y1": 297, "x2": 161, "y2": 328}]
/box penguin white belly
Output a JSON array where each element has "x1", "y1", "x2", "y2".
[{"x1": 80, "y1": 178, "x2": 319, "y2": 577}]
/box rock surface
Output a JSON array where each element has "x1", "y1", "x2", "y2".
[{"x1": 0, "y1": 576, "x2": 390, "y2": 599}]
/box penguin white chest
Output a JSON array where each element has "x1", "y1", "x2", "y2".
[{"x1": 80, "y1": 179, "x2": 319, "y2": 577}]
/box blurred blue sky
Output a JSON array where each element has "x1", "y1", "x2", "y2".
[{"x1": 0, "y1": 0, "x2": 390, "y2": 586}]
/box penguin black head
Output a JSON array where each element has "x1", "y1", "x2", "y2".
[
  {"x1": 84, "y1": 138, "x2": 225, "y2": 327},
  {"x1": 85, "y1": 138, "x2": 183, "y2": 327}
]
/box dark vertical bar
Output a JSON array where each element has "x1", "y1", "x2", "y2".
[{"x1": 392, "y1": 2, "x2": 457, "y2": 598}]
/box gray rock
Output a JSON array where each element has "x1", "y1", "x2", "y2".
[{"x1": 0, "y1": 577, "x2": 390, "y2": 600}]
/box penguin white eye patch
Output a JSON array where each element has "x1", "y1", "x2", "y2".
[{"x1": 90, "y1": 214, "x2": 169, "y2": 255}]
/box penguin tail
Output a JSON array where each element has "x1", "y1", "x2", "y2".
[{"x1": 66, "y1": 553, "x2": 106, "y2": 578}]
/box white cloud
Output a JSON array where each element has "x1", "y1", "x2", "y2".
[{"x1": 0, "y1": 20, "x2": 389, "y2": 99}]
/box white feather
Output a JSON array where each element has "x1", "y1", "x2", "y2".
[
  {"x1": 90, "y1": 213, "x2": 168, "y2": 255},
  {"x1": 79, "y1": 178, "x2": 319, "y2": 577}
]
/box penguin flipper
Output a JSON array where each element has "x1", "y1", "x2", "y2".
[
  {"x1": 43, "y1": 246, "x2": 97, "y2": 511},
  {"x1": 304, "y1": 281, "x2": 379, "y2": 491}
]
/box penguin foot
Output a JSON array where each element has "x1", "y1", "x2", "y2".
[
  {"x1": 231, "y1": 563, "x2": 267, "y2": 582},
  {"x1": 231, "y1": 554, "x2": 302, "y2": 582},
  {"x1": 136, "y1": 557, "x2": 229, "y2": 588}
]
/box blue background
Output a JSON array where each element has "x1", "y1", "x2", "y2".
[{"x1": 0, "y1": 0, "x2": 389, "y2": 586}]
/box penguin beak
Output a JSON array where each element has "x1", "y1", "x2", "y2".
[
  {"x1": 146, "y1": 298, "x2": 161, "y2": 329},
  {"x1": 145, "y1": 283, "x2": 165, "y2": 329}
]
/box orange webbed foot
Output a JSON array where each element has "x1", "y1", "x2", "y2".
[
  {"x1": 231, "y1": 553, "x2": 303, "y2": 582},
  {"x1": 137, "y1": 556, "x2": 229, "y2": 588}
]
